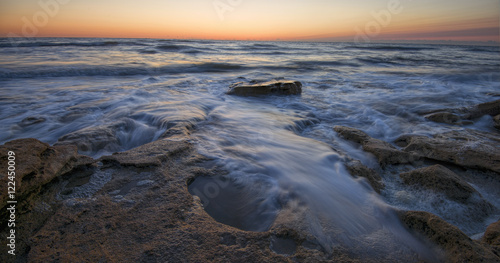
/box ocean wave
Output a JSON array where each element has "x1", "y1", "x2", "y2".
[
  {"x1": 156, "y1": 44, "x2": 192, "y2": 51},
  {"x1": 0, "y1": 39, "x2": 146, "y2": 48},
  {"x1": 138, "y1": 49, "x2": 158, "y2": 54},
  {"x1": 193, "y1": 62, "x2": 244, "y2": 72},
  {"x1": 356, "y1": 57, "x2": 401, "y2": 65},
  {"x1": 244, "y1": 43, "x2": 280, "y2": 49},
  {"x1": 391, "y1": 55, "x2": 445, "y2": 65},
  {"x1": 155, "y1": 44, "x2": 214, "y2": 54},
  {"x1": 348, "y1": 45, "x2": 436, "y2": 52},
  {"x1": 464, "y1": 46, "x2": 500, "y2": 53},
  {"x1": 293, "y1": 60, "x2": 361, "y2": 68},
  {"x1": 0, "y1": 62, "x2": 246, "y2": 78}
]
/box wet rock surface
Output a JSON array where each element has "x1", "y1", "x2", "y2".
[
  {"x1": 345, "y1": 160, "x2": 384, "y2": 193},
  {"x1": 0, "y1": 138, "x2": 364, "y2": 263},
  {"x1": 483, "y1": 220, "x2": 500, "y2": 249},
  {"x1": 334, "y1": 126, "x2": 417, "y2": 166},
  {"x1": 0, "y1": 139, "x2": 94, "y2": 211},
  {"x1": 56, "y1": 118, "x2": 202, "y2": 157},
  {"x1": 0, "y1": 139, "x2": 94, "y2": 262},
  {"x1": 395, "y1": 129, "x2": 500, "y2": 173},
  {"x1": 333, "y1": 120, "x2": 500, "y2": 260},
  {"x1": 55, "y1": 125, "x2": 122, "y2": 155},
  {"x1": 2, "y1": 102, "x2": 500, "y2": 262},
  {"x1": 423, "y1": 99, "x2": 500, "y2": 128},
  {"x1": 398, "y1": 211, "x2": 499, "y2": 263},
  {"x1": 467, "y1": 99, "x2": 500, "y2": 119},
  {"x1": 18, "y1": 116, "x2": 47, "y2": 128},
  {"x1": 227, "y1": 80, "x2": 302, "y2": 96},
  {"x1": 494, "y1": 114, "x2": 500, "y2": 130},
  {"x1": 424, "y1": 112, "x2": 461, "y2": 125},
  {"x1": 399, "y1": 165, "x2": 477, "y2": 203}
]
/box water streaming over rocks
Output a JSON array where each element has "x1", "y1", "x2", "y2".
[{"x1": 1, "y1": 38, "x2": 500, "y2": 261}]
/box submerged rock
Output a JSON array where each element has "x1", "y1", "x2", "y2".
[
  {"x1": 227, "y1": 80, "x2": 302, "y2": 96},
  {"x1": 18, "y1": 116, "x2": 46, "y2": 127},
  {"x1": 395, "y1": 129, "x2": 500, "y2": 174},
  {"x1": 334, "y1": 126, "x2": 417, "y2": 166},
  {"x1": 424, "y1": 112, "x2": 460, "y2": 125},
  {"x1": 398, "y1": 211, "x2": 499, "y2": 263},
  {"x1": 399, "y1": 165, "x2": 477, "y2": 203}
]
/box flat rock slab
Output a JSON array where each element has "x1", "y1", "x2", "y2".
[{"x1": 227, "y1": 80, "x2": 302, "y2": 96}]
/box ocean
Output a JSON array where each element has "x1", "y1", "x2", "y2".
[{"x1": 1, "y1": 38, "x2": 499, "y2": 257}]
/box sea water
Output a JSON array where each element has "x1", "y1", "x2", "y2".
[{"x1": 1, "y1": 38, "x2": 499, "y2": 259}]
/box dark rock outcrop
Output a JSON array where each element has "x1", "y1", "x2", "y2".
[
  {"x1": 334, "y1": 126, "x2": 417, "y2": 166},
  {"x1": 423, "y1": 99, "x2": 500, "y2": 127},
  {"x1": 466, "y1": 99, "x2": 500, "y2": 119},
  {"x1": 18, "y1": 116, "x2": 46, "y2": 127},
  {"x1": 227, "y1": 80, "x2": 302, "y2": 96},
  {"x1": 395, "y1": 129, "x2": 500, "y2": 174},
  {"x1": 424, "y1": 112, "x2": 460, "y2": 125},
  {"x1": 345, "y1": 160, "x2": 384, "y2": 193},
  {"x1": 494, "y1": 114, "x2": 500, "y2": 130},
  {"x1": 398, "y1": 211, "x2": 499, "y2": 263},
  {"x1": 399, "y1": 165, "x2": 477, "y2": 203}
]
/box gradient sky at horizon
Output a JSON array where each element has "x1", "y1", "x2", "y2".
[{"x1": 1, "y1": 0, "x2": 499, "y2": 42}]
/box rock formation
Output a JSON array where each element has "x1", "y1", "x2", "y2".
[
  {"x1": 345, "y1": 160, "x2": 384, "y2": 193},
  {"x1": 334, "y1": 126, "x2": 417, "y2": 166},
  {"x1": 494, "y1": 114, "x2": 500, "y2": 130},
  {"x1": 3, "y1": 100, "x2": 500, "y2": 262},
  {"x1": 227, "y1": 80, "x2": 302, "y2": 96},
  {"x1": 399, "y1": 165, "x2": 478, "y2": 203},
  {"x1": 395, "y1": 129, "x2": 500, "y2": 174},
  {"x1": 398, "y1": 211, "x2": 499, "y2": 263},
  {"x1": 483, "y1": 220, "x2": 500, "y2": 250},
  {"x1": 423, "y1": 99, "x2": 500, "y2": 128},
  {"x1": 0, "y1": 138, "x2": 94, "y2": 210},
  {"x1": 424, "y1": 112, "x2": 461, "y2": 125},
  {"x1": 0, "y1": 138, "x2": 365, "y2": 262}
]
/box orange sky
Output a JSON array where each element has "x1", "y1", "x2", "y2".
[{"x1": 0, "y1": 0, "x2": 499, "y2": 42}]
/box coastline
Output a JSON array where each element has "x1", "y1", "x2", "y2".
[{"x1": 1, "y1": 99, "x2": 499, "y2": 262}]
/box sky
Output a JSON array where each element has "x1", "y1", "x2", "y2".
[{"x1": 0, "y1": 0, "x2": 499, "y2": 43}]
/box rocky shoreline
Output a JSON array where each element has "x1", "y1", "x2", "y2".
[{"x1": 1, "y1": 96, "x2": 500, "y2": 262}]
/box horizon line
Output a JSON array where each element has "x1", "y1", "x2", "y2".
[{"x1": 4, "y1": 35, "x2": 500, "y2": 46}]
